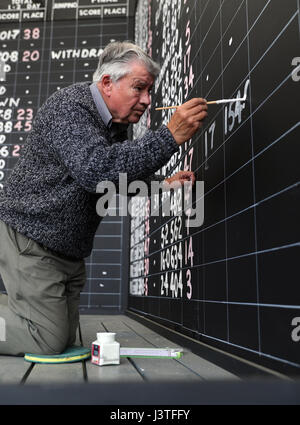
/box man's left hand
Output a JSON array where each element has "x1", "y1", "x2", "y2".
[{"x1": 164, "y1": 170, "x2": 196, "y2": 188}]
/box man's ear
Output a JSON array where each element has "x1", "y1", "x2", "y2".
[{"x1": 98, "y1": 75, "x2": 113, "y2": 97}]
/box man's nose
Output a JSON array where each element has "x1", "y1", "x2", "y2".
[{"x1": 140, "y1": 90, "x2": 151, "y2": 106}]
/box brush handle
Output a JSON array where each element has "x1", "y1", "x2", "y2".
[{"x1": 155, "y1": 105, "x2": 179, "y2": 110}]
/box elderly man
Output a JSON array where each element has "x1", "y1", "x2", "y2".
[{"x1": 0, "y1": 41, "x2": 207, "y2": 356}]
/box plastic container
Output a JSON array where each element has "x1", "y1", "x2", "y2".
[{"x1": 91, "y1": 332, "x2": 120, "y2": 366}]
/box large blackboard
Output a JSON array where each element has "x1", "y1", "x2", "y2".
[
  {"x1": 129, "y1": 0, "x2": 300, "y2": 375},
  {"x1": 0, "y1": 0, "x2": 135, "y2": 313}
]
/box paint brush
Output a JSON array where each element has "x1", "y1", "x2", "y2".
[
  {"x1": 155, "y1": 97, "x2": 246, "y2": 110},
  {"x1": 156, "y1": 80, "x2": 250, "y2": 110}
]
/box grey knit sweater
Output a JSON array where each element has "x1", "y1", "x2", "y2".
[{"x1": 0, "y1": 82, "x2": 178, "y2": 259}]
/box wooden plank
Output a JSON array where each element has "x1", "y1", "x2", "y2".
[
  {"x1": 79, "y1": 315, "x2": 106, "y2": 346},
  {"x1": 25, "y1": 362, "x2": 85, "y2": 384},
  {"x1": 121, "y1": 316, "x2": 239, "y2": 381},
  {"x1": 0, "y1": 356, "x2": 32, "y2": 384},
  {"x1": 86, "y1": 357, "x2": 144, "y2": 383},
  {"x1": 80, "y1": 315, "x2": 143, "y2": 383},
  {"x1": 101, "y1": 316, "x2": 202, "y2": 382}
]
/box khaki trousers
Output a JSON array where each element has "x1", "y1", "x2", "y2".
[{"x1": 0, "y1": 220, "x2": 86, "y2": 356}]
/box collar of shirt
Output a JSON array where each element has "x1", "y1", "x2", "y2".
[
  {"x1": 90, "y1": 82, "x2": 129, "y2": 139},
  {"x1": 90, "y1": 82, "x2": 112, "y2": 128}
]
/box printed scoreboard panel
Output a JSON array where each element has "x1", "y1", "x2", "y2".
[{"x1": 129, "y1": 0, "x2": 300, "y2": 375}]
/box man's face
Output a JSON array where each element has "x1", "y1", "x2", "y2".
[{"x1": 105, "y1": 62, "x2": 154, "y2": 124}]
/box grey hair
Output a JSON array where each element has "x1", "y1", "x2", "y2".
[{"x1": 92, "y1": 41, "x2": 160, "y2": 83}]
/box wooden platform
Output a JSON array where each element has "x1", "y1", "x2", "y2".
[
  {"x1": 0, "y1": 314, "x2": 239, "y2": 385},
  {"x1": 1, "y1": 314, "x2": 300, "y2": 405}
]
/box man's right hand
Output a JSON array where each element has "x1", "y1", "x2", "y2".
[{"x1": 167, "y1": 98, "x2": 208, "y2": 145}]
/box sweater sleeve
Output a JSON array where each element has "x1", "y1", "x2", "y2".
[{"x1": 49, "y1": 102, "x2": 178, "y2": 193}]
